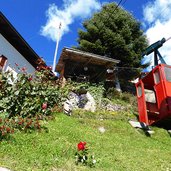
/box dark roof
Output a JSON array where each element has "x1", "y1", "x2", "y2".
[
  {"x1": 0, "y1": 12, "x2": 41, "y2": 69},
  {"x1": 56, "y1": 47, "x2": 120, "y2": 72}
]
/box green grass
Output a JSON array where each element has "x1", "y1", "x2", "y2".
[{"x1": 1, "y1": 112, "x2": 171, "y2": 171}]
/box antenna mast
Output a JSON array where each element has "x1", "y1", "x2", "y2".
[{"x1": 52, "y1": 22, "x2": 62, "y2": 73}]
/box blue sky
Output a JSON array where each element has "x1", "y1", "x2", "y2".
[{"x1": 1, "y1": 0, "x2": 171, "y2": 69}]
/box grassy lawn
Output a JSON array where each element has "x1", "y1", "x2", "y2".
[{"x1": 1, "y1": 112, "x2": 171, "y2": 171}]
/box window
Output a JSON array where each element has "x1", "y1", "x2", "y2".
[
  {"x1": 154, "y1": 70, "x2": 160, "y2": 84},
  {"x1": 145, "y1": 89, "x2": 156, "y2": 103},
  {"x1": 0, "y1": 55, "x2": 7, "y2": 70},
  {"x1": 164, "y1": 67, "x2": 171, "y2": 82},
  {"x1": 137, "y1": 85, "x2": 142, "y2": 97}
]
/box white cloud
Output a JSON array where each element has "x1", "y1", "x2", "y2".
[
  {"x1": 143, "y1": 0, "x2": 171, "y2": 68},
  {"x1": 143, "y1": 0, "x2": 171, "y2": 24},
  {"x1": 40, "y1": 0, "x2": 101, "y2": 42}
]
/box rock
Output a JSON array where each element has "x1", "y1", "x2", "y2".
[
  {"x1": 63, "y1": 100, "x2": 72, "y2": 115},
  {"x1": 98, "y1": 126, "x2": 106, "y2": 133},
  {"x1": 106, "y1": 104, "x2": 125, "y2": 111},
  {"x1": 78, "y1": 94, "x2": 88, "y2": 108},
  {"x1": 63, "y1": 91, "x2": 96, "y2": 115},
  {"x1": 68, "y1": 92, "x2": 79, "y2": 108},
  {"x1": 83, "y1": 92, "x2": 96, "y2": 112},
  {"x1": 63, "y1": 92, "x2": 79, "y2": 115}
]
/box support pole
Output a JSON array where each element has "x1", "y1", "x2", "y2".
[{"x1": 52, "y1": 22, "x2": 62, "y2": 73}]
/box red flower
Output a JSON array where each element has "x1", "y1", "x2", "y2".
[
  {"x1": 46, "y1": 66, "x2": 52, "y2": 70},
  {"x1": 15, "y1": 63, "x2": 19, "y2": 66},
  {"x1": 21, "y1": 67, "x2": 26, "y2": 72},
  {"x1": 2, "y1": 132, "x2": 5, "y2": 136},
  {"x1": 36, "y1": 66, "x2": 40, "y2": 71},
  {"x1": 18, "y1": 122, "x2": 22, "y2": 125},
  {"x1": 6, "y1": 127, "x2": 11, "y2": 133},
  {"x1": 42, "y1": 102, "x2": 47, "y2": 110},
  {"x1": 26, "y1": 121, "x2": 32, "y2": 127},
  {"x1": 28, "y1": 77, "x2": 32, "y2": 81},
  {"x1": 77, "y1": 142, "x2": 86, "y2": 151}
]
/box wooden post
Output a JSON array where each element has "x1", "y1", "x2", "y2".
[{"x1": 60, "y1": 64, "x2": 66, "y2": 87}]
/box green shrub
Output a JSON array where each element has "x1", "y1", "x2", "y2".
[
  {"x1": 0, "y1": 68, "x2": 61, "y2": 118},
  {"x1": 105, "y1": 87, "x2": 121, "y2": 100},
  {"x1": 121, "y1": 92, "x2": 135, "y2": 103},
  {"x1": 104, "y1": 87, "x2": 136, "y2": 106},
  {"x1": 0, "y1": 117, "x2": 14, "y2": 140}
]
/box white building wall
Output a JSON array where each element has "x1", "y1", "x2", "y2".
[{"x1": 0, "y1": 34, "x2": 35, "y2": 74}]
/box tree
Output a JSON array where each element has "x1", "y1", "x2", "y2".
[{"x1": 76, "y1": 2, "x2": 149, "y2": 91}]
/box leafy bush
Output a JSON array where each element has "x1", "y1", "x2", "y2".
[
  {"x1": 105, "y1": 87, "x2": 121, "y2": 100},
  {"x1": 86, "y1": 83, "x2": 105, "y2": 107},
  {"x1": 121, "y1": 92, "x2": 136, "y2": 104},
  {"x1": 11, "y1": 115, "x2": 48, "y2": 133},
  {"x1": 0, "y1": 113, "x2": 49, "y2": 140},
  {"x1": 0, "y1": 68, "x2": 61, "y2": 118},
  {"x1": 104, "y1": 87, "x2": 136, "y2": 106},
  {"x1": 0, "y1": 67, "x2": 62, "y2": 139},
  {"x1": 0, "y1": 117, "x2": 14, "y2": 140}
]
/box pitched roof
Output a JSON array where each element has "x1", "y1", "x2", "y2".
[
  {"x1": 56, "y1": 47, "x2": 120, "y2": 72},
  {"x1": 0, "y1": 12, "x2": 42, "y2": 69}
]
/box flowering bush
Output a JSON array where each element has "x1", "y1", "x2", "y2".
[
  {"x1": 0, "y1": 65, "x2": 62, "y2": 139},
  {"x1": 12, "y1": 115, "x2": 47, "y2": 132},
  {"x1": 0, "y1": 113, "x2": 49, "y2": 140},
  {"x1": 0, "y1": 66, "x2": 61, "y2": 118},
  {"x1": 75, "y1": 141, "x2": 96, "y2": 167},
  {"x1": 42, "y1": 102, "x2": 47, "y2": 110},
  {"x1": 0, "y1": 117, "x2": 14, "y2": 140}
]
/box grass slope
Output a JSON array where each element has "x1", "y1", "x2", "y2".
[{"x1": 1, "y1": 112, "x2": 171, "y2": 171}]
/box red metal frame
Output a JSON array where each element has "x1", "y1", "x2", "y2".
[{"x1": 135, "y1": 64, "x2": 171, "y2": 126}]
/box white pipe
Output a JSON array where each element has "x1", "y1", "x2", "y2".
[{"x1": 52, "y1": 22, "x2": 61, "y2": 73}]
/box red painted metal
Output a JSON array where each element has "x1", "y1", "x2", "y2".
[
  {"x1": 135, "y1": 64, "x2": 171, "y2": 126},
  {"x1": 136, "y1": 81, "x2": 149, "y2": 124}
]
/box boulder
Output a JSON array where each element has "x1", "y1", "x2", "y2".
[
  {"x1": 83, "y1": 92, "x2": 96, "y2": 112},
  {"x1": 63, "y1": 92, "x2": 79, "y2": 115},
  {"x1": 63, "y1": 91, "x2": 96, "y2": 115}
]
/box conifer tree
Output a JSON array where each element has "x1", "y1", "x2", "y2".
[{"x1": 76, "y1": 3, "x2": 148, "y2": 90}]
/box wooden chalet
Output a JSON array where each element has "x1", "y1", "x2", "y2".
[{"x1": 56, "y1": 48, "x2": 120, "y2": 87}]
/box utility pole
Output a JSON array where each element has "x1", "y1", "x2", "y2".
[{"x1": 52, "y1": 22, "x2": 62, "y2": 74}]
